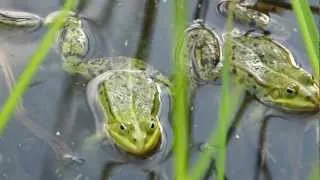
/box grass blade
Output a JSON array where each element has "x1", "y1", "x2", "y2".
[
  {"x1": 0, "y1": 0, "x2": 77, "y2": 133},
  {"x1": 172, "y1": 0, "x2": 188, "y2": 179},
  {"x1": 292, "y1": 0, "x2": 319, "y2": 78},
  {"x1": 188, "y1": 2, "x2": 237, "y2": 179}
]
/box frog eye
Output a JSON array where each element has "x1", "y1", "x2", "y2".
[
  {"x1": 149, "y1": 122, "x2": 155, "y2": 129},
  {"x1": 285, "y1": 83, "x2": 298, "y2": 97},
  {"x1": 146, "y1": 121, "x2": 157, "y2": 133},
  {"x1": 119, "y1": 124, "x2": 126, "y2": 131}
]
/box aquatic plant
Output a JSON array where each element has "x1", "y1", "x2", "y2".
[
  {"x1": 0, "y1": 0, "x2": 318, "y2": 179},
  {"x1": 171, "y1": 1, "x2": 189, "y2": 179},
  {"x1": 0, "y1": 0, "x2": 77, "y2": 133}
]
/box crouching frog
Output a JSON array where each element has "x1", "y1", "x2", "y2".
[
  {"x1": 0, "y1": 9, "x2": 173, "y2": 164},
  {"x1": 224, "y1": 29, "x2": 320, "y2": 112},
  {"x1": 57, "y1": 14, "x2": 172, "y2": 162},
  {"x1": 217, "y1": 0, "x2": 290, "y2": 38}
]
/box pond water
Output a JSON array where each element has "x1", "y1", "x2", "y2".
[{"x1": 0, "y1": 0, "x2": 319, "y2": 180}]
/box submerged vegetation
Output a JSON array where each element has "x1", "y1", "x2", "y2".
[{"x1": 0, "y1": 0, "x2": 319, "y2": 179}]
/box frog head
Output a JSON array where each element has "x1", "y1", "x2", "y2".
[
  {"x1": 104, "y1": 115, "x2": 161, "y2": 157},
  {"x1": 261, "y1": 69, "x2": 320, "y2": 112},
  {"x1": 98, "y1": 80, "x2": 161, "y2": 157}
]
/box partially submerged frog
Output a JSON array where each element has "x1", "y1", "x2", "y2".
[
  {"x1": 65, "y1": 56, "x2": 171, "y2": 158},
  {"x1": 0, "y1": 9, "x2": 172, "y2": 161},
  {"x1": 224, "y1": 29, "x2": 320, "y2": 112},
  {"x1": 217, "y1": 0, "x2": 290, "y2": 37},
  {"x1": 184, "y1": 19, "x2": 222, "y2": 86},
  {"x1": 184, "y1": 19, "x2": 320, "y2": 112},
  {"x1": 57, "y1": 14, "x2": 172, "y2": 159}
]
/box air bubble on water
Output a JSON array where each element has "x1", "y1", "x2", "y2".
[{"x1": 56, "y1": 131, "x2": 61, "y2": 136}]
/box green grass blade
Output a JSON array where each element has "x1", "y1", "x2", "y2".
[
  {"x1": 292, "y1": 0, "x2": 319, "y2": 78},
  {"x1": 188, "y1": 2, "x2": 237, "y2": 179},
  {"x1": 0, "y1": 0, "x2": 77, "y2": 133},
  {"x1": 172, "y1": 0, "x2": 188, "y2": 179},
  {"x1": 308, "y1": 163, "x2": 320, "y2": 180}
]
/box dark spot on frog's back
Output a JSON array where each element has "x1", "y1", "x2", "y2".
[
  {"x1": 201, "y1": 58, "x2": 209, "y2": 66},
  {"x1": 252, "y1": 84, "x2": 257, "y2": 89},
  {"x1": 305, "y1": 96, "x2": 312, "y2": 101},
  {"x1": 231, "y1": 68, "x2": 237, "y2": 74},
  {"x1": 259, "y1": 54, "x2": 265, "y2": 59}
]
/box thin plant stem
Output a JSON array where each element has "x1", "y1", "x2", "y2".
[
  {"x1": 0, "y1": 0, "x2": 77, "y2": 133},
  {"x1": 188, "y1": 2, "x2": 237, "y2": 179},
  {"x1": 172, "y1": 0, "x2": 188, "y2": 179},
  {"x1": 292, "y1": 0, "x2": 319, "y2": 79}
]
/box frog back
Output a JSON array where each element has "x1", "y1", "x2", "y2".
[
  {"x1": 229, "y1": 34, "x2": 296, "y2": 92},
  {"x1": 100, "y1": 71, "x2": 158, "y2": 123},
  {"x1": 231, "y1": 34, "x2": 312, "y2": 87},
  {"x1": 63, "y1": 56, "x2": 161, "y2": 81}
]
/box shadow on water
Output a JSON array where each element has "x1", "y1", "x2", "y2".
[{"x1": 134, "y1": 0, "x2": 158, "y2": 60}]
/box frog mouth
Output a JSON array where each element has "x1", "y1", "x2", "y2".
[{"x1": 108, "y1": 128, "x2": 161, "y2": 157}]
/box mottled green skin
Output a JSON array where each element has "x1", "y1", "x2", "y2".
[
  {"x1": 185, "y1": 20, "x2": 222, "y2": 83},
  {"x1": 227, "y1": 31, "x2": 320, "y2": 112},
  {"x1": 218, "y1": 0, "x2": 269, "y2": 30},
  {"x1": 58, "y1": 15, "x2": 169, "y2": 157},
  {"x1": 0, "y1": 9, "x2": 168, "y2": 156},
  {"x1": 97, "y1": 67, "x2": 162, "y2": 156},
  {"x1": 57, "y1": 16, "x2": 88, "y2": 58}
]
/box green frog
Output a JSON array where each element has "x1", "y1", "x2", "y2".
[
  {"x1": 57, "y1": 15, "x2": 172, "y2": 158},
  {"x1": 224, "y1": 29, "x2": 320, "y2": 112},
  {"x1": 0, "y1": 9, "x2": 172, "y2": 160},
  {"x1": 184, "y1": 19, "x2": 222, "y2": 86},
  {"x1": 217, "y1": 0, "x2": 289, "y2": 37},
  {"x1": 184, "y1": 19, "x2": 319, "y2": 112}
]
